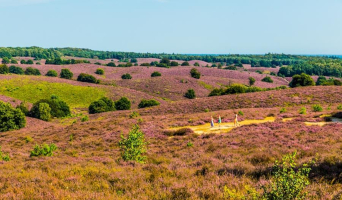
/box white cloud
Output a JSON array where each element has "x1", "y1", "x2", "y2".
[{"x1": 0, "y1": 0, "x2": 52, "y2": 6}]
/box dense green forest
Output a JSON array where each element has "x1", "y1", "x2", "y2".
[{"x1": 1, "y1": 47, "x2": 342, "y2": 77}]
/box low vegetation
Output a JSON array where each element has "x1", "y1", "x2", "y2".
[
  {"x1": 0, "y1": 101, "x2": 26, "y2": 132},
  {"x1": 138, "y1": 99, "x2": 160, "y2": 108}
]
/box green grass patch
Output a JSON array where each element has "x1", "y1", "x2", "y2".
[
  {"x1": 0, "y1": 78, "x2": 108, "y2": 108},
  {"x1": 198, "y1": 81, "x2": 213, "y2": 90}
]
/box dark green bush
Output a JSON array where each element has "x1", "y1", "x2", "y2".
[
  {"x1": 26, "y1": 60, "x2": 34, "y2": 65},
  {"x1": 138, "y1": 99, "x2": 160, "y2": 108},
  {"x1": 60, "y1": 68, "x2": 73, "y2": 79},
  {"x1": 25, "y1": 67, "x2": 41, "y2": 75},
  {"x1": 121, "y1": 73, "x2": 132, "y2": 79},
  {"x1": 1, "y1": 57, "x2": 10, "y2": 64},
  {"x1": 181, "y1": 61, "x2": 190, "y2": 66},
  {"x1": 140, "y1": 63, "x2": 151, "y2": 66},
  {"x1": 170, "y1": 61, "x2": 179, "y2": 66},
  {"x1": 46, "y1": 70, "x2": 58, "y2": 77},
  {"x1": 10, "y1": 59, "x2": 18, "y2": 64},
  {"x1": 316, "y1": 76, "x2": 326, "y2": 86},
  {"x1": 160, "y1": 58, "x2": 171, "y2": 66},
  {"x1": 249, "y1": 77, "x2": 256, "y2": 86},
  {"x1": 185, "y1": 89, "x2": 196, "y2": 99},
  {"x1": 151, "y1": 71, "x2": 161, "y2": 77},
  {"x1": 0, "y1": 64, "x2": 9, "y2": 74},
  {"x1": 30, "y1": 144, "x2": 57, "y2": 157},
  {"x1": 77, "y1": 73, "x2": 99, "y2": 84},
  {"x1": 30, "y1": 103, "x2": 51, "y2": 121},
  {"x1": 208, "y1": 88, "x2": 225, "y2": 96},
  {"x1": 194, "y1": 62, "x2": 200, "y2": 66},
  {"x1": 88, "y1": 97, "x2": 115, "y2": 114},
  {"x1": 30, "y1": 95, "x2": 70, "y2": 118},
  {"x1": 16, "y1": 102, "x2": 29, "y2": 116},
  {"x1": 312, "y1": 104, "x2": 323, "y2": 112},
  {"x1": 290, "y1": 73, "x2": 315, "y2": 88},
  {"x1": 9, "y1": 66, "x2": 24, "y2": 74},
  {"x1": 107, "y1": 62, "x2": 116, "y2": 67},
  {"x1": 20, "y1": 60, "x2": 26, "y2": 64},
  {"x1": 261, "y1": 76, "x2": 274, "y2": 83},
  {"x1": 225, "y1": 66, "x2": 237, "y2": 70},
  {"x1": 156, "y1": 63, "x2": 169, "y2": 68},
  {"x1": 130, "y1": 58, "x2": 138, "y2": 63},
  {"x1": 190, "y1": 68, "x2": 201, "y2": 79},
  {"x1": 95, "y1": 68, "x2": 104, "y2": 75},
  {"x1": 115, "y1": 97, "x2": 131, "y2": 110},
  {"x1": 0, "y1": 101, "x2": 26, "y2": 132}
]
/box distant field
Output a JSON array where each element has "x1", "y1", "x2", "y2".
[{"x1": 0, "y1": 77, "x2": 108, "y2": 108}]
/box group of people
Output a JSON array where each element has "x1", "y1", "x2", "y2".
[{"x1": 210, "y1": 114, "x2": 240, "y2": 128}]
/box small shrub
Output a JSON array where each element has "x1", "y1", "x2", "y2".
[
  {"x1": 121, "y1": 73, "x2": 132, "y2": 79},
  {"x1": 30, "y1": 143, "x2": 57, "y2": 157},
  {"x1": 46, "y1": 70, "x2": 58, "y2": 77},
  {"x1": 181, "y1": 61, "x2": 190, "y2": 66},
  {"x1": 89, "y1": 97, "x2": 115, "y2": 114},
  {"x1": 119, "y1": 125, "x2": 147, "y2": 163},
  {"x1": 129, "y1": 111, "x2": 140, "y2": 119},
  {"x1": 0, "y1": 101, "x2": 26, "y2": 132},
  {"x1": 312, "y1": 104, "x2": 323, "y2": 112},
  {"x1": 194, "y1": 62, "x2": 200, "y2": 66},
  {"x1": 60, "y1": 68, "x2": 73, "y2": 79},
  {"x1": 25, "y1": 136, "x2": 33, "y2": 143},
  {"x1": 30, "y1": 103, "x2": 51, "y2": 121},
  {"x1": 184, "y1": 89, "x2": 196, "y2": 99},
  {"x1": 9, "y1": 66, "x2": 24, "y2": 74},
  {"x1": 26, "y1": 59, "x2": 34, "y2": 65},
  {"x1": 187, "y1": 141, "x2": 194, "y2": 147},
  {"x1": 77, "y1": 73, "x2": 99, "y2": 84},
  {"x1": 151, "y1": 71, "x2": 161, "y2": 77},
  {"x1": 262, "y1": 152, "x2": 313, "y2": 200},
  {"x1": 0, "y1": 146, "x2": 10, "y2": 161},
  {"x1": 262, "y1": 76, "x2": 273, "y2": 83},
  {"x1": 81, "y1": 115, "x2": 89, "y2": 122},
  {"x1": 95, "y1": 68, "x2": 104, "y2": 75},
  {"x1": 0, "y1": 64, "x2": 9, "y2": 74},
  {"x1": 190, "y1": 68, "x2": 201, "y2": 79},
  {"x1": 280, "y1": 107, "x2": 287, "y2": 113},
  {"x1": 249, "y1": 77, "x2": 256, "y2": 86},
  {"x1": 115, "y1": 97, "x2": 131, "y2": 110},
  {"x1": 170, "y1": 61, "x2": 179, "y2": 66},
  {"x1": 299, "y1": 107, "x2": 307, "y2": 115},
  {"x1": 238, "y1": 111, "x2": 244, "y2": 116},
  {"x1": 138, "y1": 99, "x2": 160, "y2": 108},
  {"x1": 25, "y1": 67, "x2": 41, "y2": 76},
  {"x1": 107, "y1": 62, "x2": 116, "y2": 67},
  {"x1": 1, "y1": 57, "x2": 10, "y2": 64},
  {"x1": 337, "y1": 104, "x2": 342, "y2": 110}
]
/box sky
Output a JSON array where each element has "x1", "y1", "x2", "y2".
[{"x1": 1, "y1": 0, "x2": 342, "y2": 54}]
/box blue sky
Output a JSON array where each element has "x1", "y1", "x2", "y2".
[{"x1": 1, "y1": 0, "x2": 342, "y2": 54}]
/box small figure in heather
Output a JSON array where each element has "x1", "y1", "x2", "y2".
[
  {"x1": 211, "y1": 116, "x2": 214, "y2": 128},
  {"x1": 234, "y1": 113, "x2": 240, "y2": 127},
  {"x1": 218, "y1": 115, "x2": 222, "y2": 127}
]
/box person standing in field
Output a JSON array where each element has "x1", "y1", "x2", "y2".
[
  {"x1": 234, "y1": 113, "x2": 240, "y2": 127},
  {"x1": 218, "y1": 115, "x2": 222, "y2": 127},
  {"x1": 211, "y1": 116, "x2": 214, "y2": 128}
]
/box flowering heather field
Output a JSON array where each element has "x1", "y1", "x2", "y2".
[{"x1": 1, "y1": 57, "x2": 342, "y2": 199}]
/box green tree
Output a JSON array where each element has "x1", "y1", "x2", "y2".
[
  {"x1": 10, "y1": 59, "x2": 17, "y2": 64},
  {"x1": 249, "y1": 77, "x2": 256, "y2": 86},
  {"x1": 290, "y1": 73, "x2": 315, "y2": 88},
  {"x1": 0, "y1": 64, "x2": 9, "y2": 74},
  {"x1": 9, "y1": 66, "x2": 24, "y2": 74},
  {"x1": 190, "y1": 68, "x2": 201, "y2": 79},
  {"x1": 30, "y1": 95, "x2": 71, "y2": 118},
  {"x1": 26, "y1": 59, "x2": 34, "y2": 65},
  {"x1": 0, "y1": 101, "x2": 26, "y2": 132},
  {"x1": 89, "y1": 97, "x2": 115, "y2": 114},
  {"x1": 60, "y1": 68, "x2": 73, "y2": 79},
  {"x1": 170, "y1": 61, "x2": 179, "y2": 66},
  {"x1": 119, "y1": 125, "x2": 147, "y2": 163},
  {"x1": 25, "y1": 67, "x2": 41, "y2": 75},
  {"x1": 316, "y1": 76, "x2": 327, "y2": 86},
  {"x1": 160, "y1": 58, "x2": 171, "y2": 66},
  {"x1": 181, "y1": 61, "x2": 190, "y2": 66},
  {"x1": 20, "y1": 60, "x2": 26, "y2": 64},
  {"x1": 30, "y1": 103, "x2": 51, "y2": 121},
  {"x1": 2, "y1": 57, "x2": 10, "y2": 64},
  {"x1": 77, "y1": 73, "x2": 98, "y2": 83},
  {"x1": 115, "y1": 97, "x2": 131, "y2": 110},
  {"x1": 46, "y1": 70, "x2": 58, "y2": 77},
  {"x1": 184, "y1": 89, "x2": 196, "y2": 99}
]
